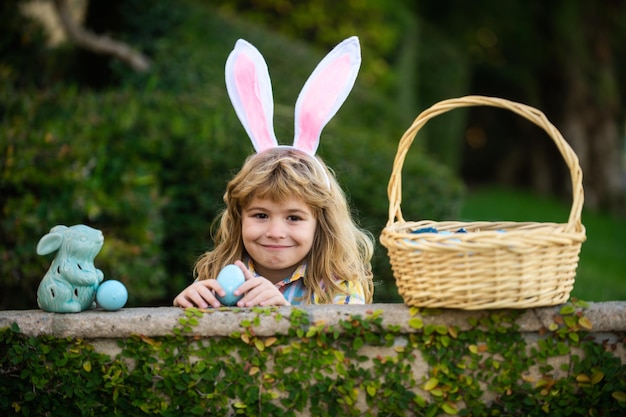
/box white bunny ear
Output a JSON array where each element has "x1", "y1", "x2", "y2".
[
  {"x1": 293, "y1": 36, "x2": 361, "y2": 155},
  {"x1": 225, "y1": 39, "x2": 278, "y2": 153}
]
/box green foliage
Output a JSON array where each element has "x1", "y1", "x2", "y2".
[
  {"x1": 0, "y1": 0, "x2": 50, "y2": 88},
  {"x1": 213, "y1": 0, "x2": 408, "y2": 95},
  {"x1": 1, "y1": 302, "x2": 625, "y2": 415},
  {"x1": 0, "y1": 0, "x2": 463, "y2": 308},
  {"x1": 1, "y1": 85, "x2": 168, "y2": 307}
]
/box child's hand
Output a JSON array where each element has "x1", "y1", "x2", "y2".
[
  {"x1": 173, "y1": 279, "x2": 226, "y2": 309},
  {"x1": 233, "y1": 260, "x2": 290, "y2": 307}
]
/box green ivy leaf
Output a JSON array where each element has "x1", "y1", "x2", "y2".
[
  {"x1": 578, "y1": 316, "x2": 593, "y2": 330},
  {"x1": 448, "y1": 326, "x2": 458, "y2": 339},
  {"x1": 414, "y1": 395, "x2": 426, "y2": 407},
  {"x1": 430, "y1": 388, "x2": 444, "y2": 397},
  {"x1": 254, "y1": 339, "x2": 265, "y2": 351},
  {"x1": 423, "y1": 377, "x2": 439, "y2": 391},
  {"x1": 441, "y1": 402, "x2": 458, "y2": 415},
  {"x1": 563, "y1": 315, "x2": 578, "y2": 328},
  {"x1": 353, "y1": 337, "x2": 364, "y2": 350},
  {"x1": 409, "y1": 317, "x2": 424, "y2": 329},
  {"x1": 435, "y1": 325, "x2": 448, "y2": 335},
  {"x1": 572, "y1": 299, "x2": 590, "y2": 308},
  {"x1": 591, "y1": 369, "x2": 604, "y2": 385},
  {"x1": 612, "y1": 391, "x2": 626, "y2": 402}
]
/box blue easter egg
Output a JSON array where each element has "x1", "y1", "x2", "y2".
[
  {"x1": 96, "y1": 280, "x2": 128, "y2": 311},
  {"x1": 412, "y1": 227, "x2": 438, "y2": 234},
  {"x1": 215, "y1": 264, "x2": 245, "y2": 306}
]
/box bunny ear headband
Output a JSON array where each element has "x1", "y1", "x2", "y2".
[{"x1": 225, "y1": 36, "x2": 361, "y2": 159}]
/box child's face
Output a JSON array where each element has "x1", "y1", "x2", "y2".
[{"x1": 241, "y1": 196, "x2": 317, "y2": 283}]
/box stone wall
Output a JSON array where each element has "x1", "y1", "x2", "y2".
[
  {"x1": 3, "y1": 302, "x2": 626, "y2": 341},
  {"x1": 1, "y1": 302, "x2": 625, "y2": 415}
]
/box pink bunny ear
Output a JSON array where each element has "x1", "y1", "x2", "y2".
[
  {"x1": 225, "y1": 39, "x2": 278, "y2": 153},
  {"x1": 293, "y1": 36, "x2": 361, "y2": 155}
]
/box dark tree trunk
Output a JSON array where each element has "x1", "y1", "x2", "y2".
[{"x1": 545, "y1": 2, "x2": 623, "y2": 212}]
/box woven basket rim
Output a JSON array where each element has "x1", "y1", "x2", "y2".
[{"x1": 383, "y1": 219, "x2": 586, "y2": 236}]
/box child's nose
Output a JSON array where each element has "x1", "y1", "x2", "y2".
[{"x1": 265, "y1": 220, "x2": 286, "y2": 238}]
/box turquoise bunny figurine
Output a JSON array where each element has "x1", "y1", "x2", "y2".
[{"x1": 36, "y1": 224, "x2": 105, "y2": 313}]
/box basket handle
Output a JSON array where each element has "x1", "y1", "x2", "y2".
[{"x1": 386, "y1": 95, "x2": 584, "y2": 233}]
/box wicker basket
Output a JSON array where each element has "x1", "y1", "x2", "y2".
[{"x1": 380, "y1": 96, "x2": 587, "y2": 309}]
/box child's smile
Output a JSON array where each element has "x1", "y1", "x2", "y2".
[{"x1": 241, "y1": 197, "x2": 317, "y2": 283}]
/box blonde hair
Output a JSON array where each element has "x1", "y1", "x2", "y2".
[{"x1": 194, "y1": 147, "x2": 374, "y2": 303}]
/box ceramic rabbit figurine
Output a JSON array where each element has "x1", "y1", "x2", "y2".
[{"x1": 36, "y1": 224, "x2": 105, "y2": 313}]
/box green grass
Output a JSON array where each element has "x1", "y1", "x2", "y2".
[{"x1": 459, "y1": 186, "x2": 626, "y2": 302}]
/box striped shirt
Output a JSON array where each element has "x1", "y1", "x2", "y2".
[{"x1": 244, "y1": 259, "x2": 366, "y2": 305}]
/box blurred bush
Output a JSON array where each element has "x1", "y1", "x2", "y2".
[{"x1": 0, "y1": 0, "x2": 464, "y2": 308}]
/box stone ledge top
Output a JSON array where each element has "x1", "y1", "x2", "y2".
[{"x1": 1, "y1": 302, "x2": 625, "y2": 338}]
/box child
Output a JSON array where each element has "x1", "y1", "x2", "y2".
[{"x1": 173, "y1": 36, "x2": 374, "y2": 308}]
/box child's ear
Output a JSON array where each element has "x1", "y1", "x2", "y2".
[
  {"x1": 225, "y1": 39, "x2": 278, "y2": 153},
  {"x1": 292, "y1": 36, "x2": 361, "y2": 155}
]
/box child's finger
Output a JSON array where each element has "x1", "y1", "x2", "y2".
[
  {"x1": 237, "y1": 279, "x2": 287, "y2": 307},
  {"x1": 175, "y1": 280, "x2": 224, "y2": 308},
  {"x1": 195, "y1": 282, "x2": 223, "y2": 308},
  {"x1": 243, "y1": 289, "x2": 285, "y2": 307},
  {"x1": 237, "y1": 288, "x2": 268, "y2": 307},
  {"x1": 233, "y1": 276, "x2": 257, "y2": 296},
  {"x1": 234, "y1": 260, "x2": 255, "y2": 281}
]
